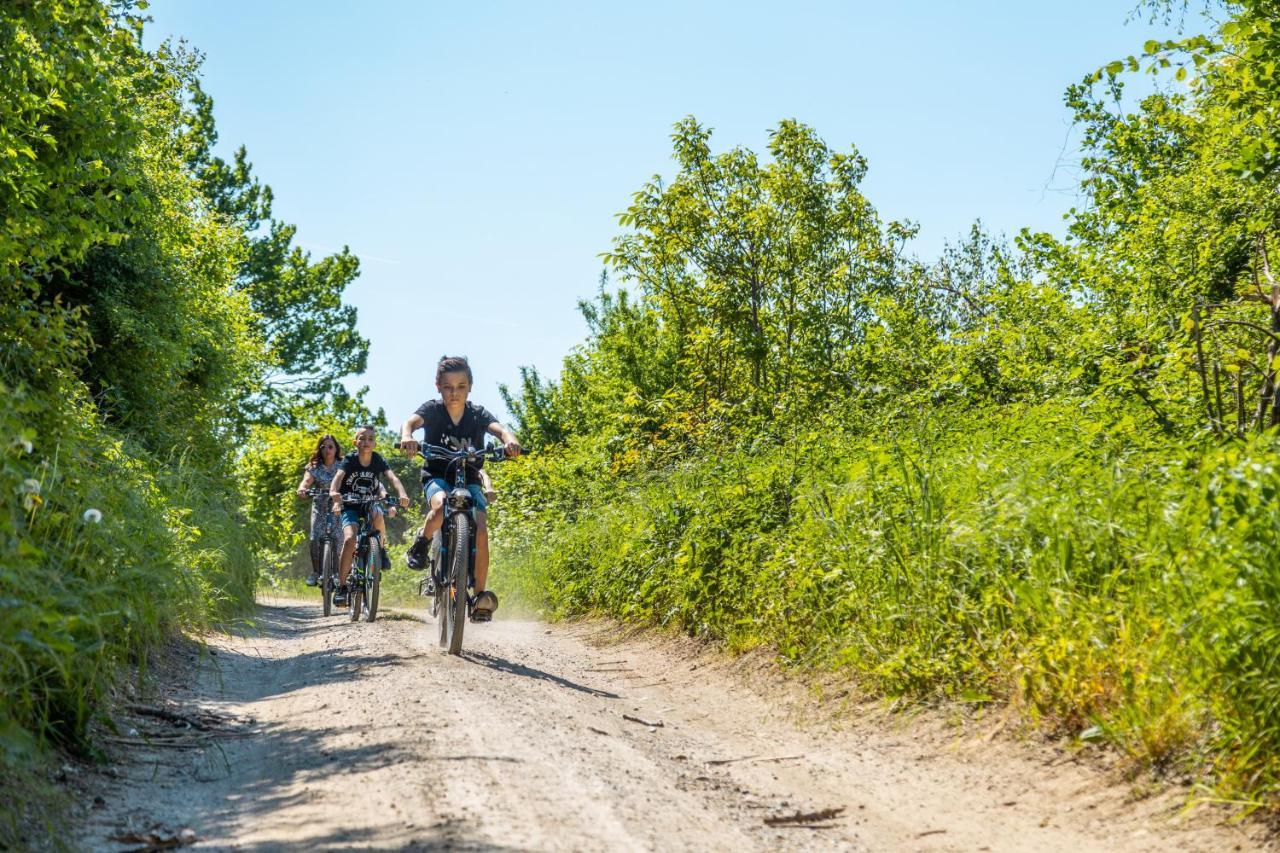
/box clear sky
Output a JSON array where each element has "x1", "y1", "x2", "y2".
[{"x1": 142, "y1": 1, "x2": 1188, "y2": 426}]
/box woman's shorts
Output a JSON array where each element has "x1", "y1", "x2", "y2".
[{"x1": 423, "y1": 479, "x2": 488, "y2": 513}]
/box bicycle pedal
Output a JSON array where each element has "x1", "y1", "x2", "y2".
[{"x1": 469, "y1": 611, "x2": 492, "y2": 623}]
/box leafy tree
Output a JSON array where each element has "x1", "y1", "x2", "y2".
[
  {"x1": 0, "y1": 0, "x2": 150, "y2": 290},
  {"x1": 184, "y1": 81, "x2": 369, "y2": 424},
  {"x1": 596, "y1": 118, "x2": 915, "y2": 437},
  {"x1": 39, "y1": 44, "x2": 265, "y2": 458}
]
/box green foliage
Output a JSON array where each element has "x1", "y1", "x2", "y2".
[
  {"x1": 597, "y1": 118, "x2": 914, "y2": 429},
  {"x1": 0, "y1": 1, "x2": 370, "y2": 844},
  {"x1": 497, "y1": 404, "x2": 1280, "y2": 801},
  {"x1": 0, "y1": 0, "x2": 149, "y2": 288},
  {"x1": 188, "y1": 82, "x2": 369, "y2": 425},
  {"x1": 0, "y1": 337, "x2": 257, "y2": 785},
  {"x1": 497, "y1": 5, "x2": 1280, "y2": 808}
]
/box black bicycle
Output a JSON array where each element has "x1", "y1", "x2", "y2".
[
  {"x1": 339, "y1": 493, "x2": 396, "y2": 623},
  {"x1": 396, "y1": 441, "x2": 509, "y2": 654},
  {"x1": 302, "y1": 487, "x2": 341, "y2": 616}
]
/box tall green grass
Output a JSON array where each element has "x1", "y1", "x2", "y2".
[
  {"x1": 0, "y1": 378, "x2": 258, "y2": 846},
  {"x1": 493, "y1": 401, "x2": 1280, "y2": 806}
]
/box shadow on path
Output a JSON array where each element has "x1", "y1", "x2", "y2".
[
  {"x1": 89, "y1": 600, "x2": 522, "y2": 852},
  {"x1": 461, "y1": 649, "x2": 619, "y2": 699}
]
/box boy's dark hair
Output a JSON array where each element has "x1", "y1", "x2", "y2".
[
  {"x1": 308, "y1": 434, "x2": 343, "y2": 468},
  {"x1": 436, "y1": 355, "x2": 473, "y2": 384},
  {"x1": 353, "y1": 424, "x2": 377, "y2": 436}
]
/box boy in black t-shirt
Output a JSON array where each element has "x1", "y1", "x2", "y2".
[
  {"x1": 329, "y1": 425, "x2": 410, "y2": 606},
  {"x1": 399, "y1": 356, "x2": 522, "y2": 617}
]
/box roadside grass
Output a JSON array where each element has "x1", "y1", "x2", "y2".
[
  {"x1": 493, "y1": 400, "x2": 1280, "y2": 810},
  {"x1": 0, "y1": 389, "x2": 259, "y2": 849}
]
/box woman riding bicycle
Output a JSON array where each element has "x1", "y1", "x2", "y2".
[{"x1": 295, "y1": 434, "x2": 343, "y2": 587}]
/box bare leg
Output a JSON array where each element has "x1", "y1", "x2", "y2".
[
  {"x1": 338, "y1": 523, "x2": 358, "y2": 585},
  {"x1": 371, "y1": 512, "x2": 387, "y2": 559},
  {"x1": 420, "y1": 492, "x2": 446, "y2": 539}
]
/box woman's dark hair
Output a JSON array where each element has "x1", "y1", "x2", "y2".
[
  {"x1": 435, "y1": 355, "x2": 473, "y2": 384},
  {"x1": 308, "y1": 434, "x2": 343, "y2": 468}
]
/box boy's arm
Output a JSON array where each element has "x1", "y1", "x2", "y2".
[
  {"x1": 486, "y1": 421, "x2": 522, "y2": 457},
  {"x1": 329, "y1": 470, "x2": 346, "y2": 513},
  {"x1": 399, "y1": 413, "x2": 425, "y2": 456},
  {"x1": 384, "y1": 469, "x2": 410, "y2": 507}
]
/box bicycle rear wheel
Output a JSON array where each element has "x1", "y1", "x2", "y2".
[
  {"x1": 349, "y1": 548, "x2": 364, "y2": 623},
  {"x1": 446, "y1": 515, "x2": 471, "y2": 655},
  {"x1": 365, "y1": 537, "x2": 382, "y2": 623}
]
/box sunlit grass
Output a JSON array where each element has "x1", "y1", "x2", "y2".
[{"x1": 495, "y1": 401, "x2": 1280, "y2": 808}]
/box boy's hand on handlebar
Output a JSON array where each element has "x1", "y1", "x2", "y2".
[
  {"x1": 503, "y1": 439, "x2": 523, "y2": 458},
  {"x1": 399, "y1": 438, "x2": 419, "y2": 457},
  {"x1": 397, "y1": 494, "x2": 410, "y2": 508}
]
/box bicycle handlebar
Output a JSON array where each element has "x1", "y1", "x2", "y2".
[
  {"x1": 335, "y1": 494, "x2": 400, "y2": 506},
  {"x1": 302, "y1": 488, "x2": 396, "y2": 507},
  {"x1": 393, "y1": 441, "x2": 512, "y2": 463}
]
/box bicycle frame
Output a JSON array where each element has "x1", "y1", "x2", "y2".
[
  {"x1": 303, "y1": 488, "x2": 341, "y2": 616},
  {"x1": 397, "y1": 441, "x2": 507, "y2": 653},
  {"x1": 342, "y1": 495, "x2": 394, "y2": 623}
]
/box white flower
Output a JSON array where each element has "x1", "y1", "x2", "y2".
[
  {"x1": 19, "y1": 439, "x2": 32, "y2": 454},
  {"x1": 20, "y1": 478, "x2": 40, "y2": 495},
  {"x1": 83, "y1": 508, "x2": 103, "y2": 524}
]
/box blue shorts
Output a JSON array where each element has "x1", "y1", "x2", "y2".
[
  {"x1": 424, "y1": 479, "x2": 488, "y2": 513},
  {"x1": 340, "y1": 503, "x2": 382, "y2": 529}
]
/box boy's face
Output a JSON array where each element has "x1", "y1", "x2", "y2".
[
  {"x1": 354, "y1": 429, "x2": 376, "y2": 451},
  {"x1": 437, "y1": 371, "x2": 471, "y2": 405}
]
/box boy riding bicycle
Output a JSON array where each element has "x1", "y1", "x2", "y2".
[
  {"x1": 329, "y1": 425, "x2": 410, "y2": 607},
  {"x1": 399, "y1": 356, "x2": 522, "y2": 618}
]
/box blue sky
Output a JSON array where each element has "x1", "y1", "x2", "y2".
[{"x1": 143, "y1": 1, "x2": 1190, "y2": 426}]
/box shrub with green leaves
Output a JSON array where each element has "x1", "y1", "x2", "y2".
[{"x1": 496, "y1": 401, "x2": 1280, "y2": 802}]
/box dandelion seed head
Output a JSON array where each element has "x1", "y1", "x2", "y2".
[
  {"x1": 83, "y1": 508, "x2": 103, "y2": 524},
  {"x1": 20, "y1": 478, "x2": 40, "y2": 495}
]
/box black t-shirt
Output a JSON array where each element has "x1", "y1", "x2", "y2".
[
  {"x1": 414, "y1": 400, "x2": 498, "y2": 484},
  {"x1": 337, "y1": 451, "x2": 390, "y2": 499}
]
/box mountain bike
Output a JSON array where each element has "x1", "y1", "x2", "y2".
[
  {"x1": 396, "y1": 441, "x2": 510, "y2": 654},
  {"x1": 340, "y1": 494, "x2": 396, "y2": 623},
  {"x1": 303, "y1": 487, "x2": 340, "y2": 616}
]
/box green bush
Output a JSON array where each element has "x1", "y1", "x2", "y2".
[{"x1": 494, "y1": 401, "x2": 1280, "y2": 802}]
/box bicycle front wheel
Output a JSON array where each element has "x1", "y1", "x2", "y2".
[
  {"x1": 349, "y1": 550, "x2": 364, "y2": 623},
  {"x1": 446, "y1": 515, "x2": 471, "y2": 655},
  {"x1": 365, "y1": 538, "x2": 382, "y2": 623},
  {"x1": 321, "y1": 540, "x2": 335, "y2": 617}
]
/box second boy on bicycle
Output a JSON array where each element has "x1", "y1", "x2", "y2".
[{"x1": 329, "y1": 425, "x2": 411, "y2": 607}]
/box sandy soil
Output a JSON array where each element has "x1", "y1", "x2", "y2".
[{"x1": 72, "y1": 596, "x2": 1271, "y2": 852}]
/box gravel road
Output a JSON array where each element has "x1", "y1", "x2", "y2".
[{"x1": 77, "y1": 598, "x2": 1264, "y2": 851}]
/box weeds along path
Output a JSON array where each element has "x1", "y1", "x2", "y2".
[{"x1": 78, "y1": 599, "x2": 1262, "y2": 851}]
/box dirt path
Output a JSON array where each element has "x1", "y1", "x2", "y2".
[{"x1": 76, "y1": 598, "x2": 1266, "y2": 852}]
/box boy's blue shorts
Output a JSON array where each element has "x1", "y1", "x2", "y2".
[
  {"x1": 340, "y1": 504, "x2": 382, "y2": 529},
  {"x1": 424, "y1": 479, "x2": 488, "y2": 513}
]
